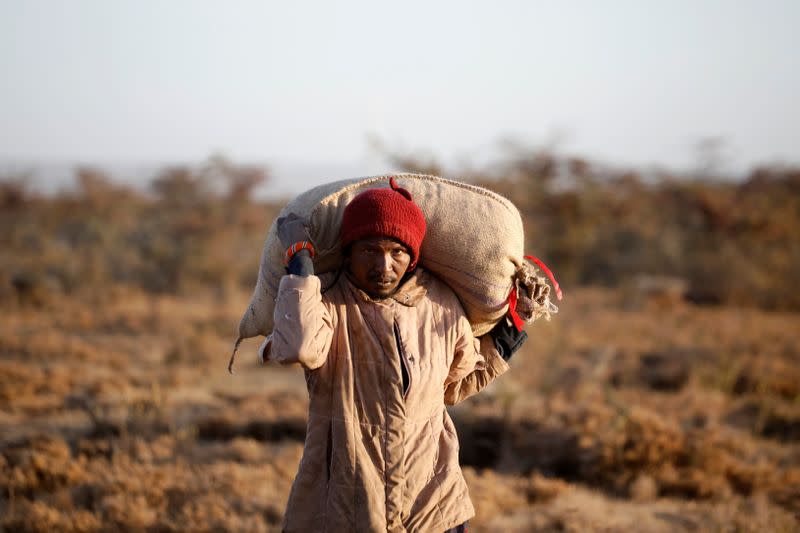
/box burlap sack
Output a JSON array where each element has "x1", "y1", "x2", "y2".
[{"x1": 229, "y1": 173, "x2": 556, "y2": 372}]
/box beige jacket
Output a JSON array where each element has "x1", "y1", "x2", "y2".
[{"x1": 266, "y1": 268, "x2": 510, "y2": 532}]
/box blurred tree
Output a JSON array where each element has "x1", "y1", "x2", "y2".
[
  {"x1": 202, "y1": 153, "x2": 268, "y2": 204},
  {"x1": 151, "y1": 166, "x2": 212, "y2": 208},
  {"x1": 368, "y1": 134, "x2": 444, "y2": 176},
  {"x1": 0, "y1": 173, "x2": 31, "y2": 210},
  {"x1": 693, "y1": 136, "x2": 731, "y2": 180}
]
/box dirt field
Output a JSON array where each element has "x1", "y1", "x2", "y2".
[
  {"x1": 2, "y1": 282, "x2": 798, "y2": 532},
  {"x1": 1, "y1": 164, "x2": 798, "y2": 530}
]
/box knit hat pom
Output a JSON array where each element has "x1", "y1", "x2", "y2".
[{"x1": 389, "y1": 177, "x2": 413, "y2": 201}]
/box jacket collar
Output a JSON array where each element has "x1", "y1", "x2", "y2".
[{"x1": 343, "y1": 268, "x2": 429, "y2": 307}]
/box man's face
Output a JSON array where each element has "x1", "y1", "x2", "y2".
[{"x1": 345, "y1": 237, "x2": 412, "y2": 299}]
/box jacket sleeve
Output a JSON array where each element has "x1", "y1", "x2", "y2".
[
  {"x1": 443, "y1": 312, "x2": 511, "y2": 406},
  {"x1": 269, "y1": 274, "x2": 334, "y2": 370}
]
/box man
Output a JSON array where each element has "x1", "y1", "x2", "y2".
[{"x1": 264, "y1": 178, "x2": 527, "y2": 532}]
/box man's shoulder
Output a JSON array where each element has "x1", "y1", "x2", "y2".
[
  {"x1": 318, "y1": 271, "x2": 346, "y2": 303},
  {"x1": 318, "y1": 271, "x2": 340, "y2": 290},
  {"x1": 416, "y1": 268, "x2": 463, "y2": 308}
]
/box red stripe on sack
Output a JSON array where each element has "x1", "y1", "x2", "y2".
[
  {"x1": 507, "y1": 287, "x2": 525, "y2": 332},
  {"x1": 525, "y1": 255, "x2": 563, "y2": 301}
]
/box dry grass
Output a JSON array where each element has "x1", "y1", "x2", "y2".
[{"x1": 1, "y1": 283, "x2": 798, "y2": 531}]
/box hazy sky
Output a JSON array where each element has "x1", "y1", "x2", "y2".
[{"x1": 1, "y1": 0, "x2": 798, "y2": 183}]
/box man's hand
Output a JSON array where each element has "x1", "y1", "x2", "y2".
[
  {"x1": 276, "y1": 213, "x2": 310, "y2": 248},
  {"x1": 490, "y1": 318, "x2": 528, "y2": 361},
  {"x1": 276, "y1": 213, "x2": 314, "y2": 276}
]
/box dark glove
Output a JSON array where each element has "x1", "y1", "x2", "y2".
[
  {"x1": 286, "y1": 251, "x2": 314, "y2": 276},
  {"x1": 276, "y1": 213, "x2": 310, "y2": 248},
  {"x1": 490, "y1": 318, "x2": 528, "y2": 361},
  {"x1": 276, "y1": 213, "x2": 314, "y2": 277}
]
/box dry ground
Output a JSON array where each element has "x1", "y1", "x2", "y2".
[{"x1": 1, "y1": 284, "x2": 798, "y2": 532}]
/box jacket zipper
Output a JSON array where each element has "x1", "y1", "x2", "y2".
[
  {"x1": 393, "y1": 321, "x2": 412, "y2": 399},
  {"x1": 325, "y1": 421, "x2": 332, "y2": 482}
]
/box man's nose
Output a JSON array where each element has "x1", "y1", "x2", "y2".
[{"x1": 375, "y1": 252, "x2": 392, "y2": 272}]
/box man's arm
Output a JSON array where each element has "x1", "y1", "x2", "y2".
[
  {"x1": 443, "y1": 314, "x2": 526, "y2": 405},
  {"x1": 269, "y1": 272, "x2": 334, "y2": 370},
  {"x1": 267, "y1": 214, "x2": 333, "y2": 370}
]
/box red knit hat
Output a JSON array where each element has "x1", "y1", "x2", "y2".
[{"x1": 340, "y1": 177, "x2": 427, "y2": 270}]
